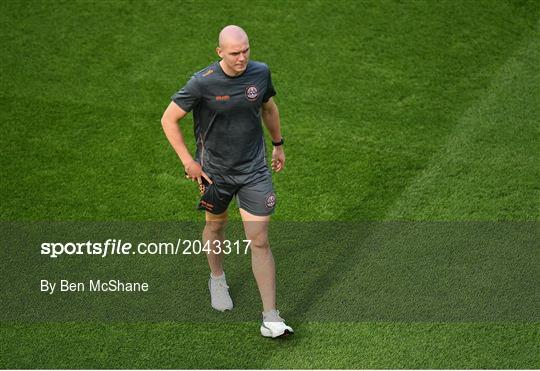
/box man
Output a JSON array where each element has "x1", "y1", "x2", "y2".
[{"x1": 161, "y1": 25, "x2": 293, "y2": 338}]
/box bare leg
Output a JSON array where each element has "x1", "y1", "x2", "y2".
[
  {"x1": 204, "y1": 211, "x2": 228, "y2": 276},
  {"x1": 239, "y1": 208, "x2": 275, "y2": 311}
]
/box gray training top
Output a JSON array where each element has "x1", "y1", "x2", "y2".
[{"x1": 172, "y1": 60, "x2": 276, "y2": 176}]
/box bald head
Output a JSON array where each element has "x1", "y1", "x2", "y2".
[
  {"x1": 216, "y1": 25, "x2": 251, "y2": 76},
  {"x1": 218, "y1": 25, "x2": 249, "y2": 48}
]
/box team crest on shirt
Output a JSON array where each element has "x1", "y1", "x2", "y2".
[
  {"x1": 245, "y1": 85, "x2": 259, "y2": 101},
  {"x1": 265, "y1": 193, "x2": 276, "y2": 209}
]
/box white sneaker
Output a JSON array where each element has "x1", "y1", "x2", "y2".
[
  {"x1": 260, "y1": 309, "x2": 294, "y2": 338},
  {"x1": 208, "y1": 274, "x2": 233, "y2": 312}
]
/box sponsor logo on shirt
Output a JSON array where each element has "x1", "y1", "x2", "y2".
[
  {"x1": 202, "y1": 69, "x2": 214, "y2": 77},
  {"x1": 245, "y1": 85, "x2": 259, "y2": 101},
  {"x1": 216, "y1": 95, "x2": 230, "y2": 101}
]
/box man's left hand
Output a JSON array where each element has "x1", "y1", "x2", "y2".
[{"x1": 271, "y1": 146, "x2": 285, "y2": 172}]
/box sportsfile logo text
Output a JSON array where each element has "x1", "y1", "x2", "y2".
[{"x1": 40, "y1": 239, "x2": 252, "y2": 258}]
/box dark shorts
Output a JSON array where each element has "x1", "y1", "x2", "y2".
[{"x1": 198, "y1": 171, "x2": 276, "y2": 216}]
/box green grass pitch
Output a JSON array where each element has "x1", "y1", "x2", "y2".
[{"x1": 1, "y1": 0, "x2": 539, "y2": 368}]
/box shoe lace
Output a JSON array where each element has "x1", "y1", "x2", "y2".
[{"x1": 215, "y1": 279, "x2": 229, "y2": 289}]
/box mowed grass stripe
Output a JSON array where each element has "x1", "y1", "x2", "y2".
[
  {"x1": 263, "y1": 20, "x2": 540, "y2": 336},
  {"x1": 260, "y1": 22, "x2": 540, "y2": 368},
  {"x1": 299, "y1": 21, "x2": 540, "y2": 320},
  {"x1": 388, "y1": 22, "x2": 540, "y2": 220},
  {"x1": 1, "y1": 322, "x2": 538, "y2": 369}
]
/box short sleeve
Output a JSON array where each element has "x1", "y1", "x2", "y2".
[
  {"x1": 171, "y1": 76, "x2": 201, "y2": 113},
  {"x1": 262, "y1": 69, "x2": 276, "y2": 103}
]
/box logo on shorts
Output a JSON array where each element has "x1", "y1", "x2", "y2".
[
  {"x1": 245, "y1": 85, "x2": 259, "y2": 101},
  {"x1": 265, "y1": 193, "x2": 276, "y2": 209}
]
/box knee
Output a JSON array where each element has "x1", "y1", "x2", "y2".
[
  {"x1": 249, "y1": 234, "x2": 269, "y2": 250},
  {"x1": 205, "y1": 219, "x2": 227, "y2": 234}
]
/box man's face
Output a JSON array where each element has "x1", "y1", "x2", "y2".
[{"x1": 217, "y1": 39, "x2": 250, "y2": 74}]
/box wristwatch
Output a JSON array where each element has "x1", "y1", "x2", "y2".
[{"x1": 272, "y1": 138, "x2": 284, "y2": 146}]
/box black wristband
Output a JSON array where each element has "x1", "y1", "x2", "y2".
[{"x1": 272, "y1": 138, "x2": 284, "y2": 146}]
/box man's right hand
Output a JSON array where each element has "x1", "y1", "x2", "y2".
[{"x1": 184, "y1": 160, "x2": 213, "y2": 185}]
